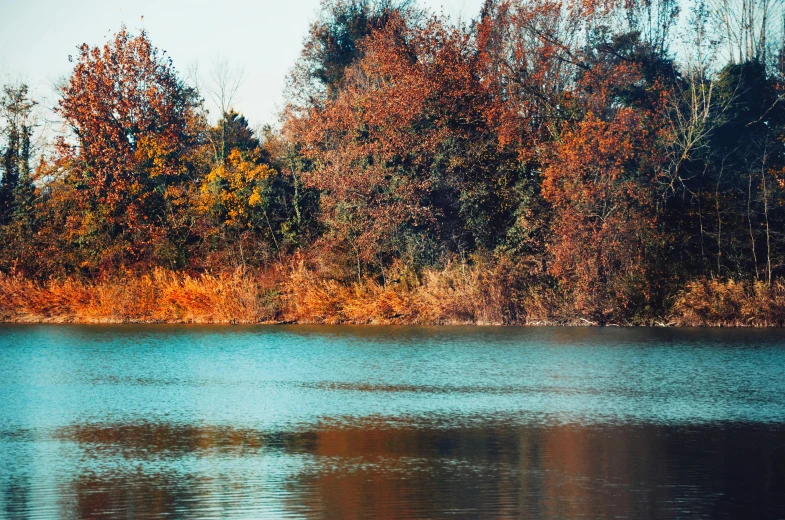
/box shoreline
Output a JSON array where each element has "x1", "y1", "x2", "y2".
[
  {"x1": 0, "y1": 316, "x2": 781, "y2": 327},
  {"x1": 3, "y1": 271, "x2": 784, "y2": 328}
]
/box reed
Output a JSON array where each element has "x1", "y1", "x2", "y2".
[
  {"x1": 0, "y1": 259, "x2": 548, "y2": 324},
  {"x1": 670, "y1": 278, "x2": 785, "y2": 327},
  {"x1": 4, "y1": 264, "x2": 783, "y2": 326},
  {"x1": 281, "y1": 258, "x2": 559, "y2": 325},
  {"x1": 0, "y1": 268, "x2": 281, "y2": 323}
]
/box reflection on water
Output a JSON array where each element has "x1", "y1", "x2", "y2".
[{"x1": 0, "y1": 326, "x2": 784, "y2": 519}]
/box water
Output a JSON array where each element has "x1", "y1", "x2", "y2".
[{"x1": 0, "y1": 326, "x2": 784, "y2": 519}]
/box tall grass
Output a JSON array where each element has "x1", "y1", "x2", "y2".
[
  {"x1": 0, "y1": 268, "x2": 281, "y2": 323},
  {"x1": 3, "y1": 264, "x2": 784, "y2": 326},
  {"x1": 281, "y1": 258, "x2": 560, "y2": 325},
  {"x1": 0, "y1": 259, "x2": 556, "y2": 325},
  {"x1": 670, "y1": 278, "x2": 785, "y2": 326}
]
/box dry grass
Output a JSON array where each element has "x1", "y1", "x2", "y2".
[
  {"x1": 281, "y1": 258, "x2": 560, "y2": 325},
  {"x1": 0, "y1": 268, "x2": 282, "y2": 324},
  {"x1": 0, "y1": 258, "x2": 556, "y2": 325},
  {"x1": 669, "y1": 278, "x2": 785, "y2": 326},
  {"x1": 5, "y1": 263, "x2": 782, "y2": 326}
]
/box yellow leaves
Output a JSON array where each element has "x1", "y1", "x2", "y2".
[
  {"x1": 248, "y1": 189, "x2": 263, "y2": 207},
  {"x1": 134, "y1": 135, "x2": 185, "y2": 178},
  {"x1": 164, "y1": 185, "x2": 188, "y2": 207},
  {"x1": 198, "y1": 149, "x2": 275, "y2": 229}
]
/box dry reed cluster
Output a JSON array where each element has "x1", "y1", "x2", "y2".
[
  {"x1": 670, "y1": 279, "x2": 785, "y2": 326},
  {"x1": 282, "y1": 258, "x2": 556, "y2": 325},
  {"x1": 2, "y1": 264, "x2": 784, "y2": 326},
  {"x1": 0, "y1": 259, "x2": 556, "y2": 325},
  {"x1": 0, "y1": 269, "x2": 281, "y2": 324}
]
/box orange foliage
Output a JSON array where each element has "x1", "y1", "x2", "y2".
[
  {"x1": 288, "y1": 14, "x2": 501, "y2": 264},
  {"x1": 55, "y1": 28, "x2": 197, "y2": 268},
  {"x1": 0, "y1": 269, "x2": 281, "y2": 324},
  {"x1": 671, "y1": 279, "x2": 785, "y2": 326},
  {"x1": 540, "y1": 54, "x2": 671, "y2": 321}
]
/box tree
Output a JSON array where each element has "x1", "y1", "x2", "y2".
[
  {"x1": 203, "y1": 59, "x2": 246, "y2": 165},
  {"x1": 289, "y1": 0, "x2": 419, "y2": 105},
  {"x1": 289, "y1": 14, "x2": 527, "y2": 279},
  {"x1": 209, "y1": 109, "x2": 259, "y2": 156},
  {"x1": 0, "y1": 83, "x2": 36, "y2": 225},
  {"x1": 704, "y1": 61, "x2": 785, "y2": 281},
  {"x1": 541, "y1": 33, "x2": 674, "y2": 322},
  {"x1": 56, "y1": 27, "x2": 200, "y2": 270},
  {"x1": 709, "y1": 0, "x2": 784, "y2": 65}
]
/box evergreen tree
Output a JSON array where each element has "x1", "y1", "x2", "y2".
[{"x1": 0, "y1": 84, "x2": 35, "y2": 225}]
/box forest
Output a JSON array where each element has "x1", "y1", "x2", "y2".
[{"x1": 2, "y1": 0, "x2": 785, "y2": 325}]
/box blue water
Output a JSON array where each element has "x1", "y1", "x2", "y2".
[{"x1": 0, "y1": 325, "x2": 784, "y2": 519}]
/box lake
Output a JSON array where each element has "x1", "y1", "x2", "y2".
[{"x1": 0, "y1": 325, "x2": 783, "y2": 519}]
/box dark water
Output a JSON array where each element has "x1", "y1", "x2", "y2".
[{"x1": 0, "y1": 326, "x2": 784, "y2": 519}]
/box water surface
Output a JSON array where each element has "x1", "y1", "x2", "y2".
[{"x1": 0, "y1": 326, "x2": 784, "y2": 519}]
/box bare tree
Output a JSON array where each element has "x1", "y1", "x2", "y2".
[
  {"x1": 710, "y1": 0, "x2": 784, "y2": 64},
  {"x1": 186, "y1": 59, "x2": 247, "y2": 165},
  {"x1": 207, "y1": 59, "x2": 246, "y2": 165}
]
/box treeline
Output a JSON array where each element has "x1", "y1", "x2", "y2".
[{"x1": 3, "y1": 0, "x2": 785, "y2": 325}]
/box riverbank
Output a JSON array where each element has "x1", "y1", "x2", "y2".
[{"x1": 2, "y1": 267, "x2": 784, "y2": 327}]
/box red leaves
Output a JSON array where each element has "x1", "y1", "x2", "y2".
[
  {"x1": 54, "y1": 27, "x2": 197, "y2": 267},
  {"x1": 57, "y1": 28, "x2": 193, "y2": 213},
  {"x1": 288, "y1": 16, "x2": 485, "y2": 263},
  {"x1": 542, "y1": 69, "x2": 668, "y2": 319}
]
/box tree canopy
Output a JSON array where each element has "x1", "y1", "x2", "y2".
[{"x1": 3, "y1": 0, "x2": 785, "y2": 323}]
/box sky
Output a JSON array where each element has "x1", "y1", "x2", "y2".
[{"x1": 0, "y1": 0, "x2": 486, "y2": 128}]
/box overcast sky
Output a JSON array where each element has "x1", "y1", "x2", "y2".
[{"x1": 0, "y1": 0, "x2": 486, "y2": 128}]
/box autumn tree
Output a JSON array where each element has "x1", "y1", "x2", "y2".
[
  {"x1": 473, "y1": 0, "x2": 585, "y2": 271},
  {"x1": 475, "y1": 0, "x2": 584, "y2": 151},
  {"x1": 287, "y1": 22, "x2": 436, "y2": 280},
  {"x1": 541, "y1": 32, "x2": 675, "y2": 322},
  {"x1": 289, "y1": 0, "x2": 419, "y2": 105},
  {"x1": 56, "y1": 27, "x2": 200, "y2": 271},
  {"x1": 289, "y1": 13, "x2": 533, "y2": 279},
  {"x1": 194, "y1": 112, "x2": 301, "y2": 268}
]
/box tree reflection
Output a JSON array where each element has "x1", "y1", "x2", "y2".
[{"x1": 0, "y1": 420, "x2": 780, "y2": 519}]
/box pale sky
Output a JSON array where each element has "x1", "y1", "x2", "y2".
[{"x1": 0, "y1": 0, "x2": 486, "y2": 128}]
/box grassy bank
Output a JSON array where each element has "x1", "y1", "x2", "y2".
[
  {"x1": 0, "y1": 262, "x2": 551, "y2": 325},
  {"x1": 669, "y1": 279, "x2": 785, "y2": 327},
  {"x1": 3, "y1": 262, "x2": 785, "y2": 326}
]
